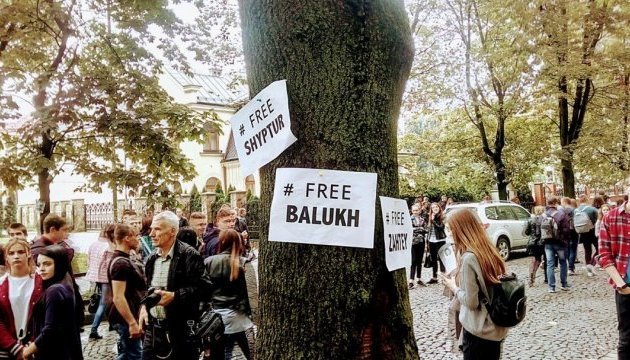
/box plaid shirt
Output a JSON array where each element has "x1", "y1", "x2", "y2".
[{"x1": 598, "y1": 203, "x2": 630, "y2": 288}]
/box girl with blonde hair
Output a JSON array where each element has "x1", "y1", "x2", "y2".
[{"x1": 441, "y1": 209, "x2": 509, "y2": 359}]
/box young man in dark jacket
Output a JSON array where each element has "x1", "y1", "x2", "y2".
[
  {"x1": 139, "y1": 211, "x2": 212, "y2": 360},
  {"x1": 544, "y1": 197, "x2": 572, "y2": 293}
]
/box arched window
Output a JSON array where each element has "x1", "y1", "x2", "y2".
[
  {"x1": 205, "y1": 177, "x2": 222, "y2": 193},
  {"x1": 245, "y1": 175, "x2": 255, "y2": 193}
]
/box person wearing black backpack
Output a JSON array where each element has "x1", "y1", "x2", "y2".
[
  {"x1": 524, "y1": 206, "x2": 547, "y2": 287},
  {"x1": 441, "y1": 209, "x2": 509, "y2": 360},
  {"x1": 543, "y1": 197, "x2": 572, "y2": 293}
]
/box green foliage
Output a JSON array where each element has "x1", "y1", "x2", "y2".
[
  {"x1": 402, "y1": 0, "x2": 630, "y2": 195},
  {"x1": 0, "y1": 197, "x2": 4, "y2": 233},
  {"x1": 188, "y1": 184, "x2": 203, "y2": 213},
  {"x1": 0, "y1": 0, "x2": 223, "y2": 220},
  {"x1": 244, "y1": 197, "x2": 261, "y2": 240},
  {"x1": 3, "y1": 196, "x2": 16, "y2": 230}
]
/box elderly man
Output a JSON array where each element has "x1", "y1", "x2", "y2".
[{"x1": 138, "y1": 211, "x2": 210, "y2": 360}]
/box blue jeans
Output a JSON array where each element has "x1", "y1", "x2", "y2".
[
  {"x1": 545, "y1": 243, "x2": 567, "y2": 289},
  {"x1": 114, "y1": 323, "x2": 142, "y2": 360},
  {"x1": 91, "y1": 283, "x2": 109, "y2": 334}
]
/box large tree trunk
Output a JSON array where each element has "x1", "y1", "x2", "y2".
[
  {"x1": 36, "y1": 128, "x2": 54, "y2": 234},
  {"x1": 560, "y1": 151, "x2": 576, "y2": 198},
  {"x1": 238, "y1": 1, "x2": 416, "y2": 358},
  {"x1": 495, "y1": 158, "x2": 508, "y2": 200}
]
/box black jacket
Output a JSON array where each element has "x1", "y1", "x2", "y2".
[
  {"x1": 145, "y1": 241, "x2": 212, "y2": 335},
  {"x1": 430, "y1": 216, "x2": 447, "y2": 240},
  {"x1": 204, "y1": 252, "x2": 251, "y2": 316}
]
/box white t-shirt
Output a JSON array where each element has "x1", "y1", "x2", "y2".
[{"x1": 8, "y1": 275, "x2": 34, "y2": 340}]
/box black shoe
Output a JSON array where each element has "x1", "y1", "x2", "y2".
[
  {"x1": 417, "y1": 280, "x2": 427, "y2": 286},
  {"x1": 89, "y1": 333, "x2": 103, "y2": 340},
  {"x1": 427, "y1": 278, "x2": 438, "y2": 284}
]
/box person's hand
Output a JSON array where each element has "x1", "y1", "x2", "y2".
[
  {"x1": 22, "y1": 343, "x2": 36, "y2": 359},
  {"x1": 155, "y1": 290, "x2": 175, "y2": 306},
  {"x1": 618, "y1": 286, "x2": 630, "y2": 295},
  {"x1": 138, "y1": 306, "x2": 148, "y2": 330},
  {"x1": 439, "y1": 273, "x2": 457, "y2": 292},
  {"x1": 241, "y1": 230, "x2": 248, "y2": 240},
  {"x1": 129, "y1": 321, "x2": 143, "y2": 339}
]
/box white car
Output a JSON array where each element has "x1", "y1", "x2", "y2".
[{"x1": 444, "y1": 201, "x2": 531, "y2": 260}]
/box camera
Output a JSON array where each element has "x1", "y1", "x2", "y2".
[{"x1": 140, "y1": 287, "x2": 162, "y2": 309}]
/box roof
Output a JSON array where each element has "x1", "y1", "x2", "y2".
[
  {"x1": 223, "y1": 130, "x2": 239, "y2": 162},
  {"x1": 165, "y1": 68, "x2": 248, "y2": 106}
]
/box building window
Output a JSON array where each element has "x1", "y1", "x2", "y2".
[
  {"x1": 203, "y1": 130, "x2": 220, "y2": 152},
  {"x1": 205, "y1": 177, "x2": 222, "y2": 193}
]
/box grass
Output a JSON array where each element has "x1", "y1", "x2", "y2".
[{"x1": 72, "y1": 252, "x2": 88, "y2": 276}]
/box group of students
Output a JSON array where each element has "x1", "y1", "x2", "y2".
[
  {"x1": 524, "y1": 194, "x2": 621, "y2": 292},
  {"x1": 0, "y1": 207, "x2": 256, "y2": 360}
]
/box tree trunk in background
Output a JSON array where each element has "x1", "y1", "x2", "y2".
[{"x1": 238, "y1": 1, "x2": 417, "y2": 358}]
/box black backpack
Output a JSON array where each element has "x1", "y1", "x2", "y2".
[{"x1": 480, "y1": 273, "x2": 527, "y2": 328}]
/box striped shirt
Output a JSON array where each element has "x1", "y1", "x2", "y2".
[
  {"x1": 85, "y1": 239, "x2": 111, "y2": 283},
  {"x1": 149, "y1": 243, "x2": 175, "y2": 319},
  {"x1": 599, "y1": 203, "x2": 630, "y2": 288}
]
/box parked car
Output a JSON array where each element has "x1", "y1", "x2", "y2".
[{"x1": 444, "y1": 201, "x2": 531, "y2": 260}]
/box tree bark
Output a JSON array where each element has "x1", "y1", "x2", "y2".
[{"x1": 238, "y1": 1, "x2": 416, "y2": 358}]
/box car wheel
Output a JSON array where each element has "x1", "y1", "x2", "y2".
[{"x1": 496, "y1": 237, "x2": 510, "y2": 261}]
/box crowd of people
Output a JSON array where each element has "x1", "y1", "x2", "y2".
[
  {"x1": 0, "y1": 205, "x2": 256, "y2": 360},
  {"x1": 407, "y1": 190, "x2": 630, "y2": 359}
]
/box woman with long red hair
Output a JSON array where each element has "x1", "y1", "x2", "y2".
[{"x1": 441, "y1": 209, "x2": 509, "y2": 359}]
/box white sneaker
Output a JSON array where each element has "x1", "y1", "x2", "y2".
[
  {"x1": 568, "y1": 270, "x2": 576, "y2": 276},
  {"x1": 586, "y1": 265, "x2": 594, "y2": 277}
]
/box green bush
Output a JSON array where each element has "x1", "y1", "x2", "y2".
[
  {"x1": 245, "y1": 198, "x2": 261, "y2": 240},
  {"x1": 189, "y1": 184, "x2": 202, "y2": 213}
]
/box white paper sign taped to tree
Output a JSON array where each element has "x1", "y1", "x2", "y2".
[
  {"x1": 231, "y1": 80, "x2": 297, "y2": 176},
  {"x1": 269, "y1": 168, "x2": 377, "y2": 248},
  {"x1": 379, "y1": 196, "x2": 413, "y2": 271}
]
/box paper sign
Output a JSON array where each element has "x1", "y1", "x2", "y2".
[
  {"x1": 438, "y1": 243, "x2": 457, "y2": 275},
  {"x1": 269, "y1": 168, "x2": 377, "y2": 248},
  {"x1": 231, "y1": 80, "x2": 297, "y2": 176},
  {"x1": 379, "y1": 196, "x2": 413, "y2": 271}
]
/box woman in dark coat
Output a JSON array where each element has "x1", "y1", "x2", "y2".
[
  {"x1": 205, "y1": 229, "x2": 254, "y2": 360},
  {"x1": 22, "y1": 245, "x2": 83, "y2": 360}
]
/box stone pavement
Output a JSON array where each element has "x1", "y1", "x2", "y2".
[{"x1": 410, "y1": 249, "x2": 618, "y2": 360}]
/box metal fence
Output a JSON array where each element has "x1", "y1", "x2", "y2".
[{"x1": 84, "y1": 202, "x2": 115, "y2": 230}]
